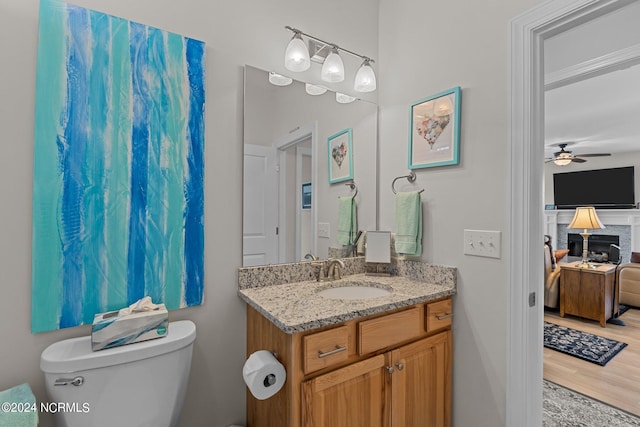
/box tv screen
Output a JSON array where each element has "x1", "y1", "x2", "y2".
[{"x1": 553, "y1": 166, "x2": 636, "y2": 209}]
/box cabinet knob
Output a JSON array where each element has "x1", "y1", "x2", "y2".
[
  {"x1": 395, "y1": 362, "x2": 404, "y2": 371},
  {"x1": 386, "y1": 366, "x2": 394, "y2": 374}
]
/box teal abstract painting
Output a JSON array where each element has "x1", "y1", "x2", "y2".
[{"x1": 32, "y1": 0, "x2": 205, "y2": 332}]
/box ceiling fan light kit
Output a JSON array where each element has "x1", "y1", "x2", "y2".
[{"x1": 546, "y1": 143, "x2": 611, "y2": 166}]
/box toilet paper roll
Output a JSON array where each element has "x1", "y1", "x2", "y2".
[{"x1": 242, "y1": 350, "x2": 286, "y2": 400}]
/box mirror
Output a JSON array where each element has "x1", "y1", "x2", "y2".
[{"x1": 243, "y1": 65, "x2": 377, "y2": 267}]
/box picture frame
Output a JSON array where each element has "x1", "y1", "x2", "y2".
[
  {"x1": 302, "y1": 182, "x2": 312, "y2": 209},
  {"x1": 409, "y1": 86, "x2": 461, "y2": 169},
  {"x1": 327, "y1": 128, "x2": 353, "y2": 184}
]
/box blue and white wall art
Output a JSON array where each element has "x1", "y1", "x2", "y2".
[{"x1": 32, "y1": 0, "x2": 205, "y2": 332}]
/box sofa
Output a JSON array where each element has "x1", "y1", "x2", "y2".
[
  {"x1": 544, "y1": 242, "x2": 561, "y2": 308},
  {"x1": 617, "y1": 262, "x2": 640, "y2": 307}
]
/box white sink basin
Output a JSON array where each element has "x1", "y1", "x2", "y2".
[{"x1": 316, "y1": 283, "x2": 392, "y2": 300}]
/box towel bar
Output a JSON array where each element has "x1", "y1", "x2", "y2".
[{"x1": 392, "y1": 171, "x2": 424, "y2": 194}]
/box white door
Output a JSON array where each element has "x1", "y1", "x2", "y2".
[{"x1": 243, "y1": 144, "x2": 278, "y2": 267}]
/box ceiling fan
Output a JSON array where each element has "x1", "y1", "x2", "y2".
[{"x1": 545, "y1": 143, "x2": 611, "y2": 166}]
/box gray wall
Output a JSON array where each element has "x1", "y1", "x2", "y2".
[
  {"x1": 0, "y1": 1, "x2": 377, "y2": 426},
  {"x1": 377, "y1": 0, "x2": 542, "y2": 425}
]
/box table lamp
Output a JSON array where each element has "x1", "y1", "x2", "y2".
[{"x1": 568, "y1": 206, "x2": 605, "y2": 268}]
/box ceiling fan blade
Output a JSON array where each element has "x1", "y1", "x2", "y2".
[
  {"x1": 575, "y1": 153, "x2": 611, "y2": 158},
  {"x1": 571, "y1": 157, "x2": 587, "y2": 163}
]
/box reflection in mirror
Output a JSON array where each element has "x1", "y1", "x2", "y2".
[{"x1": 243, "y1": 65, "x2": 377, "y2": 267}]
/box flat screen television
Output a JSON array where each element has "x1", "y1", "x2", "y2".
[{"x1": 553, "y1": 166, "x2": 636, "y2": 209}]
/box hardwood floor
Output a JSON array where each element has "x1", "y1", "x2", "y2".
[{"x1": 544, "y1": 307, "x2": 640, "y2": 416}]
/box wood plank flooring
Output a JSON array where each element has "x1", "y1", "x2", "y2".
[{"x1": 544, "y1": 307, "x2": 640, "y2": 416}]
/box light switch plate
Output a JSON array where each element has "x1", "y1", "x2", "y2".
[
  {"x1": 318, "y1": 222, "x2": 330, "y2": 238},
  {"x1": 463, "y1": 229, "x2": 501, "y2": 258}
]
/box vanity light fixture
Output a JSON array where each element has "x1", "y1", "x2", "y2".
[
  {"x1": 354, "y1": 58, "x2": 376, "y2": 92},
  {"x1": 284, "y1": 30, "x2": 311, "y2": 72},
  {"x1": 321, "y1": 46, "x2": 345, "y2": 83},
  {"x1": 268, "y1": 72, "x2": 293, "y2": 86},
  {"x1": 305, "y1": 83, "x2": 327, "y2": 96},
  {"x1": 335, "y1": 92, "x2": 356, "y2": 104},
  {"x1": 284, "y1": 26, "x2": 376, "y2": 92}
]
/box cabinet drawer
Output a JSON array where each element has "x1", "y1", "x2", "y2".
[
  {"x1": 358, "y1": 307, "x2": 422, "y2": 355},
  {"x1": 303, "y1": 326, "x2": 349, "y2": 374},
  {"x1": 426, "y1": 299, "x2": 452, "y2": 332}
]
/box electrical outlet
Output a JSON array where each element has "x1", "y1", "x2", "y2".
[
  {"x1": 318, "y1": 222, "x2": 330, "y2": 238},
  {"x1": 463, "y1": 229, "x2": 501, "y2": 259}
]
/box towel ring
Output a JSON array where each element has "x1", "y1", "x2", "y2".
[
  {"x1": 344, "y1": 181, "x2": 358, "y2": 199},
  {"x1": 392, "y1": 171, "x2": 424, "y2": 194}
]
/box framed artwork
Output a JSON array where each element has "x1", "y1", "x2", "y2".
[
  {"x1": 328, "y1": 128, "x2": 353, "y2": 184},
  {"x1": 302, "y1": 182, "x2": 312, "y2": 209},
  {"x1": 409, "y1": 86, "x2": 461, "y2": 169},
  {"x1": 31, "y1": 0, "x2": 205, "y2": 332}
]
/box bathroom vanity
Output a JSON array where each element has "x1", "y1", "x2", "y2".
[{"x1": 239, "y1": 260, "x2": 456, "y2": 427}]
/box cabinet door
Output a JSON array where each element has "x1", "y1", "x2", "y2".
[
  {"x1": 561, "y1": 269, "x2": 582, "y2": 316},
  {"x1": 390, "y1": 331, "x2": 452, "y2": 427},
  {"x1": 302, "y1": 354, "x2": 388, "y2": 427}
]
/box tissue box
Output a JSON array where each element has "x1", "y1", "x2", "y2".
[{"x1": 91, "y1": 304, "x2": 168, "y2": 351}]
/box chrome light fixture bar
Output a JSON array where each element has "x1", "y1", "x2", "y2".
[{"x1": 284, "y1": 26, "x2": 376, "y2": 92}]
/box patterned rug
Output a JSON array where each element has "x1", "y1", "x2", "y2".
[
  {"x1": 543, "y1": 380, "x2": 640, "y2": 426},
  {"x1": 543, "y1": 322, "x2": 628, "y2": 366}
]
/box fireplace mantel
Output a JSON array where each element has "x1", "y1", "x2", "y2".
[{"x1": 544, "y1": 209, "x2": 640, "y2": 256}]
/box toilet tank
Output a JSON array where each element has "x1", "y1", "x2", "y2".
[{"x1": 40, "y1": 320, "x2": 196, "y2": 427}]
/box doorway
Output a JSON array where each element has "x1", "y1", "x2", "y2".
[{"x1": 508, "y1": 0, "x2": 637, "y2": 425}]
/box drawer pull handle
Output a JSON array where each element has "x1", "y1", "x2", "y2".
[
  {"x1": 318, "y1": 345, "x2": 347, "y2": 358},
  {"x1": 436, "y1": 313, "x2": 453, "y2": 320}
]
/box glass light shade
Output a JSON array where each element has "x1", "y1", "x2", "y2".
[
  {"x1": 553, "y1": 152, "x2": 573, "y2": 166},
  {"x1": 305, "y1": 83, "x2": 327, "y2": 95},
  {"x1": 434, "y1": 96, "x2": 453, "y2": 116},
  {"x1": 284, "y1": 33, "x2": 310, "y2": 72},
  {"x1": 321, "y1": 48, "x2": 345, "y2": 83},
  {"x1": 336, "y1": 92, "x2": 356, "y2": 104},
  {"x1": 354, "y1": 60, "x2": 376, "y2": 92},
  {"x1": 268, "y1": 72, "x2": 293, "y2": 86}
]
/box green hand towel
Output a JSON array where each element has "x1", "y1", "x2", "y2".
[
  {"x1": 394, "y1": 191, "x2": 422, "y2": 256},
  {"x1": 0, "y1": 383, "x2": 38, "y2": 427},
  {"x1": 337, "y1": 196, "x2": 357, "y2": 245}
]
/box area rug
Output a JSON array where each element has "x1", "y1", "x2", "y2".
[
  {"x1": 543, "y1": 380, "x2": 640, "y2": 426},
  {"x1": 543, "y1": 322, "x2": 627, "y2": 366}
]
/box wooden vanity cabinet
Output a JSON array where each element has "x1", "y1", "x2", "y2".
[{"x1": 246, "y1": 297, "x2": 452, "y2": 427}]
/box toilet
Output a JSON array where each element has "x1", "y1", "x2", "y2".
[{"x1": 40, "y1": 320, "x2": 196, "y2": 427}]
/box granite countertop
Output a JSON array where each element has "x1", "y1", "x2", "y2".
[{"x1": 238, "y1": 273, "x2": 456, "y2": 334}]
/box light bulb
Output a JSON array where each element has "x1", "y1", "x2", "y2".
[
  {"x1": 321, "y1": 47, "x2": 345, "y2": 83},
  {"x1": 354, "y1": 59, "x2": 376, "y2": 92},
  {"x1": 284, "y1": 32, "x2": 310, "y2": 72}
]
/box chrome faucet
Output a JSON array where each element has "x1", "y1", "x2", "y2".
[{"x1": 325, "y1": 259, "x2": 345, "y2": 281}]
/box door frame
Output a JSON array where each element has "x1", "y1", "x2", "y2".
[
  {"x1": 274, "y1": 121, "x2": 318, "y2": 263},
  {"x1": 508, "y1": 0, "x2": 634, "y2": 425}
]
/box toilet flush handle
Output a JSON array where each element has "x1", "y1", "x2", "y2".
[{"x1": 54, "y1": 376, "x2": 84, "y2": 387}]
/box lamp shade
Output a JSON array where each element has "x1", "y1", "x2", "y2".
[
  {"x1": 568, "y1": 207, "x2": 605, "y2": 230},
  {"x1": 335, "y1": 92, "x2": 356, "y2": 104},
  {"x1": 354, "y1": 59, "x2": 376, "y2": 92},
  {"x1": 321, "y1": 47, "x2": 345, "y2": 83},
  {"x1": 268, "y1": 72, "x2": 293, "y2": 86},
  {"x1": 305, "y1": 83, "x2": 327, "y2": 95},
  {"x1": 284, "y1": 33, "x2": 310, "y2": 72}
]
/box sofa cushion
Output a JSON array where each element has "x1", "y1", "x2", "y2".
[{"x1": 631, "y1": 252, "x2": 640, "y2": 263}]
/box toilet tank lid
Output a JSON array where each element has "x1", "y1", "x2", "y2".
[{"x1": 40, "y1": 320, "x2": 196, "y2": 374}]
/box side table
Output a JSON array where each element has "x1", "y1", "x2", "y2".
[{"x1": 559, "y1": 261, "x2": 618, "y2": 327}]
